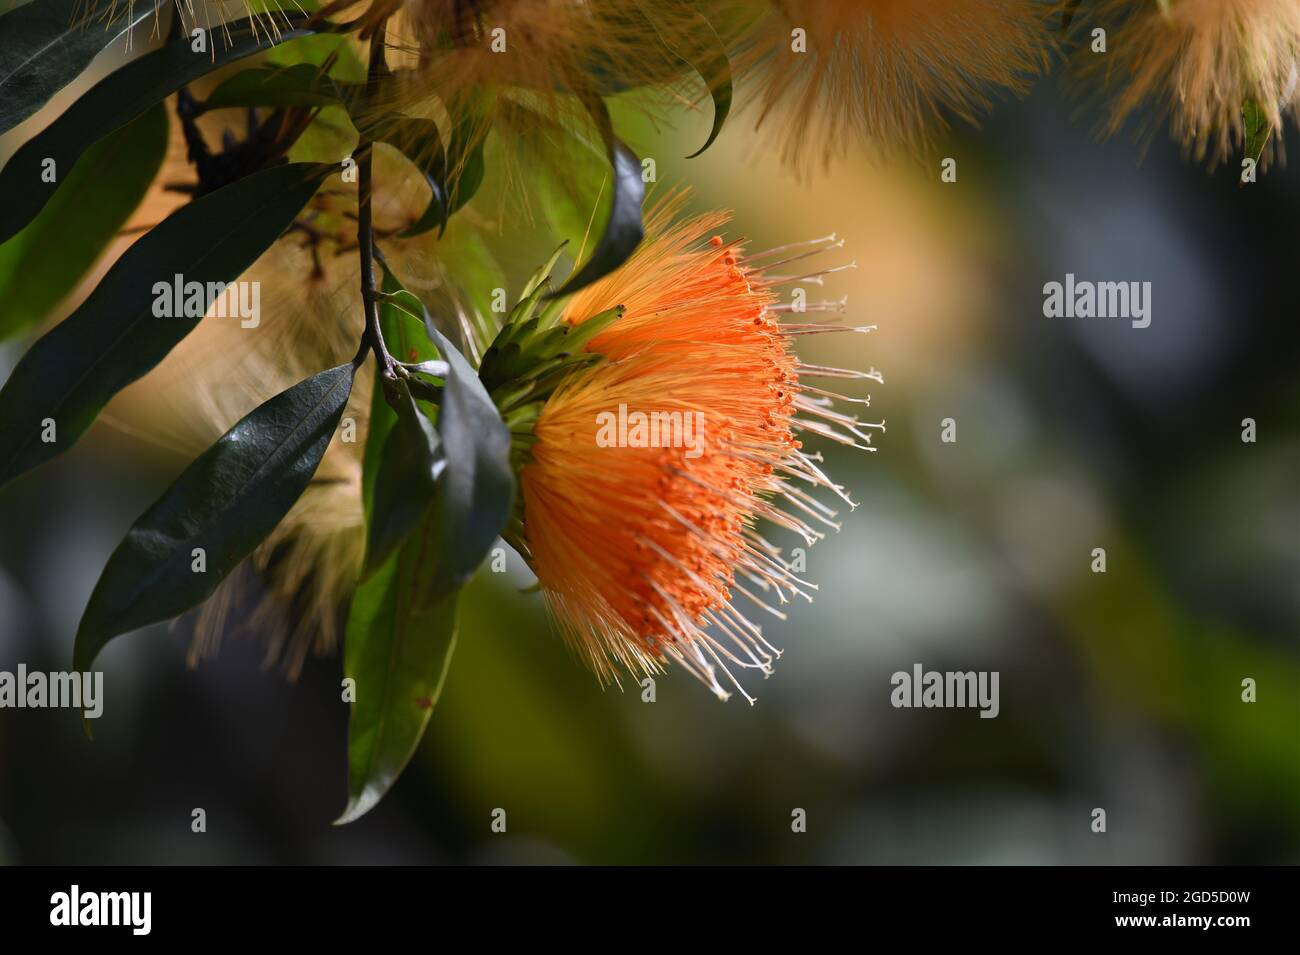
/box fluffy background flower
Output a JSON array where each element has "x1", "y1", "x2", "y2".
[
  {"x1": 722, "y1": 0, "x2": 1055, "y2": 172},
  {"x1": 1074, "y1": 0, "x2": 1300, "y2": 166}
]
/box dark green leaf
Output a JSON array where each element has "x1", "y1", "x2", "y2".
[
  {"x1": 408, "y1": 169, "x2": 449, "y2": 238},
  {"x1": 366, "y1": 268, "x2": 512, "y2": 595},
  {"x1": 364, "y1": 378, "x2": 441, "y2": 576},
  {"x1": 0, "y1": 161, "x2": 333, "y2": 489},
  {"x1": 545, "y1": 86, "x2": 645, "y2": 298},
  {"x1": 547, "y1": 137, "x2": 644, "y2": 298},
  {"x1": 74, "y1": 363, "x2": 355, "y2": 673},
  {"x1": 418, "y1": 318, "x2": 515, "y2": 599},
  {"x1": 0, "y1": 101, "x2": 168, "y2": 341},
  {"x1": 0, "y1": 0, "x2": 151, "y2": 135},
  {"x1": 0, "y1": 14, "x2": 316, "y2": 245}
]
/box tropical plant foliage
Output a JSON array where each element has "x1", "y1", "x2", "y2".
[{"x1": 0, "y1": 0, "x2": 1288, "y2": 822}]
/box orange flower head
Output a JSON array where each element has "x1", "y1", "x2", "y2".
[{"x1": 493, "y1": 196, "x2": 879, "y2": 700}]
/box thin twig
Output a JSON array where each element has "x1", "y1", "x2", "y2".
[{"x1": 352, "y1": 20, "x2": 394, "y2": 373}]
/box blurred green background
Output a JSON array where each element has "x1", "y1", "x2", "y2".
[{"x1": 0, "y1": 20, "x2": 1297, "y2": 864}]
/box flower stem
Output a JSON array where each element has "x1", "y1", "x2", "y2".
[{"x1": 353, "y1": 21, "x2": 394, "y2": 375}]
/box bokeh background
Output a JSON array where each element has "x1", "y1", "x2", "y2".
[{"x1": 1, "y1": 11, "x2": 1297, "y2": 865}]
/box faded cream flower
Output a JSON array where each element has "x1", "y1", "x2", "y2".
[
  {"x1": 725, "y1": 0, "x2": 1055, "y2": 171},
  {"x1": 1078, "y1": 0, "x2": 1300, "y2": 166},
  {"x1": 376, "y1": 0, "x2": 714, "y2": 202},
  {"x1": 400, "y1": 0, "x2": 696, "y2": 92}
]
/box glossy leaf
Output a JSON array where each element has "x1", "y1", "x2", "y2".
[
  {"x1": 0, "y1": 161, "x2": 333, "y2": 489},
  {"x1": 547, "y1": 137, "x2": 644, "y2": 298},
  {"x1": 0, "y1": 101, "x2": 168, "y2": 341},
  {"x1": 363, "y1": 273, "x2": 512, "y2": 593},
  {"x1": 418, "y1": 318, "x2": 515, "y2": 599},
  {"x1": 0, "y1": 14, "x2": 316, "y2": 245},
  {"x1": 0, "y1": 0, "x2": 151, "y2": 135},
  {"x1": 541, "y1": 87, "x2": 645, "y2": 298},
  {"x1": 74, "y1": 363, "x2": 355, "y2": 672}
]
